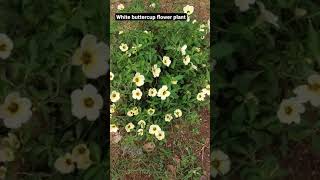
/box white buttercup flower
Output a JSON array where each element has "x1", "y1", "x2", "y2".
[
  {"x1": 211, "y1": 150, "x2": 231, "y2": 177},
  {"x1": 155, "y1": 130, "x2": 165, "y2": 140},
  {"x1": 294, "y1": 74, "x2": 320, "y2": 106},
  {"x1": 152, "y1": 64, "x2": 161, "y2": 77},
  {"x1": 174, "y1": 109, "x2": 182, "y2": 118},
  {"x1": 148, "y1": 88, "x2": 157, "y2": 97},
  {"x1": 277, "y1": 98, "x2": 305, "y2": 124},
  {"x1": 183, "y1": 55, "x2": 190, "y2": 65},
  {"x1": 72, "y1": 34, "x2": 108, "y2": 79},
  {"x1": 257, "y1": 2, "x2": 279, "y2": 28},
  {"x1": 117, "y1": 4, "x2": 125, "y2": 11},
  {"x1": 180, "y1": 44, "x2": 187, "y2": 56},
  {"x1": 132, "y1": 107, "x2": 139, "y2": 115},
  {"x1": 127, "y1": 110, "x2": 134, "y2": 117},
  {"x1": 157, "y1": 85, "x2": 170, "y2": 100},
  {"x1": 202, "y1": 88, "x2": 210, "y2": 96},
  {"x1": 71, "y1": 144, "x2": 92, "y2": 170},
  {"x1": 132, "y1": 72, "x2": 145, "y2": 87},
  {"x1": 150, "y1": 3, "x2": 156, "y2": 8},
  {"x1": 183, "y1": 5, "x2": 194, "y2": 15},
  {"x1": 0, "y1": 33, "x2": 13, "y2": 59},
  {"x1": 119, "y1": 43, "x2": 128, "y2": 52},
  {"x1": 164, "y1": 114, "x2": 173, "y2": 122},
  {"x1": 149, "y1": 124, "x2": 161, "y2": 134},
  {"x1": 137, "y1": 129, "x2": 144, "y2": 136},
  {"x1": 197, "y1": 92, "x2": 206, "y2": 101},
  {"x1": 138, "y1": 120, "x2": 146, "y2": 128},
  {"x1": 54, "y1": 153, "x2": 75, "y2": 174},
  {"x1": 132, "y1": 88, "x2": 143, "y2": 100},
  {"x1": 162, "y1": 56, "x2": 171, "y2": 67},
  {"x1": 71, "y1": 84, "x2": 103, "y2": 121},
  {"x1": 0, "y1": 92, "x2": 32, "y2": 129},
  {"x1": 125, "y1": 122, "x2": 135, "y2": 132},
  {"x1": 235, "y1": 0, "x2": 255, "y2": 12},
  {"x1": 147, "y1": 108, "x2": 155, "y2": 115},
  {"x1": 110, "y1": 91, "x2": 120, "y2": 103},
  {"x1": 171, "y1": 80, "x2": 178, "y2": 85},
  {"x1": 110, "y1": 124, "x2": 119, "y2": 132},
  {"x1": 118, "y1": 31, "x2": 124, "y2": 35},
  {"x1": 192, "y1": 19, "x2": 197, "y2": 24},
  {"x1": 110, "y1": 72, "x2": 114, "y2": 80}
]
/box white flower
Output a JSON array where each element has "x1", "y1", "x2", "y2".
[
  {"x1": 137, "y1": 129, "x2": 144, "y2": 136},
  {"x1": 190, "y1": 62, "x2": 198, "y2": 70},
  {"x1": 144, "y1": 30, "x2": 150, "y2": 34},
  {"x1": 0, "y1": 33, "x2": 13, "y2": 59},
  {"x1": 132, "y1": 107, "x2": 139, "y2": 115},
  {"x1": 110, "y1": 124, "x2": 119, "y2": 132},
  {"x1": 0, "y1": 92, "x2": 32, "y2": 129},
  {"x1": 71, "y1": 84, "x2": 103, "y2": 121},
  {"x1": 71, "y1": 144, "x2": 89, "y2": 161},
  {"x1": 110, "y1": 91, "x2": 120, "y2": 103},
  {"x1": 110, "y1": 72, "x2": 114, "y2": 80},
  {"x1": 157, "y1": 85, "x2": 171, "y2": 100},
  {"x1": 0, "y1": 147, "x2": 14, "y2": 162},
  {"x1": 257, "y1": 2, "x2": 279, "y2": 28},
  {"x1": 119, "y1": 43, "x2": 129, "y2": 52},
  {"x1": 110, "y1": 104, "x2": 116, "y2": 113},
  {"x1": 197, "y1": 92, "x2": 206, "y2": 101},
  {"x1": 181, "y1": 44, "x2": 187, "y2": 55},
  {"x1": 138, "y1": 120, "x2": 146, "y2": 128},
  {"x1": 54, "y1": 153, "x2": 75, "y2": 174},
  {"x1": 195, "y1": 47, "x2": 201, "y2": 52},
  {"x1": 0, "y1": 166, "x2": 6, "y2": 179},
  {"x1": 72, "y1": 34, "x2": 108, "y2": 79},
  {"x1": 171, "y1": 80, "x2": 178, "y2": 85},
  {"x1": 162, "y1": 56, "x2": 171, "y2": 67},
  {"x1": 174, "y1": 109, "x2": 182, "y2": 118},
  {"x1": 235, "y1": 0, "x2": 255, "y2": 12},
  {"x1": 277, "y1": 98, "x2": 305, "y2": 124},
  {"x1": 211, "y1": 150, "x2": 231, "y2": 177},
  {"x1": 192, "y1": 20, "x2": 197, "y2": 24},
  {"x1": 199, "y1": 24, "x2": 206, "y2": 32},
  {"x1": 2, "y1": 133, "x2": 20, "y2": 150},
  {"x1": 155, "y1": 130, "x2": 165, "y2": 141},
  {"x1": 125, "y1": 122, "x2": 135, "y2": 132},
  {"x1": 117, "y1": 4, "x2": 125, "y2": 11},
  {"x1": 148, "y1": 88, "x2": 157, "y2": 97},
  {"x1": 202, "y1": 88, "x2": 210, "y2": 96},
  {"x1": 75, "y1": 155, "x2": 92, "y2": 170},
  {"x1": 150, "y1": 3, "x2": 156, "y2": 8},
  {"x1": 132, "y1": 88, "x2": 143, "y2": 100},
  {"x1": 294, "y1": 74, "x2": 320, "y2": 106},
  {"x1": 164, "y1": 114, "x2": 173, "y2": 122},
  {"x1": 147, "y1": 108, "x2": 155, "y2": 115},
  {"x1": 183, "y1": 5, "x2": 194, "y2": 15},
  {"x1": 149, "y1": 124, "x2": 161, "y2": 134},
  {"x1": 118, "y1": 31, "x2": 124, "y2": 35},
  {"x1": 127, "y1": 110, "x2": 134, "y2": 117},
  {"x1": 152, "y1": 64, "x2": 161, "y2": 77},
  {"x1": 183, "y1": 55, "x2": 191, "y2": 65},
  {"x1": 132, "y1": 72, "x2": 145, "y2": 87}
]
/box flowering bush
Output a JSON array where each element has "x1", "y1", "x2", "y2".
[{"x1": 110, "y1": 3, "x2": 210, "y2": 143}]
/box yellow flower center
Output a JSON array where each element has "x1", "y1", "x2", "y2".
[
  {"x1": 285, "y1": 106, "x2": 293, "y2": 115},
  {"x1": 0, "y1": 43, "x2": 6, "y2": 51},
  {"x1": 112, "y1": 93, "x2": 117, "y2": 98},
  {"x1": 78, "y1": 147, "x2": 86, "y2": 154},
  {"x1": 7, "y1": 102, "x2": 19, "y2": 113},
  {"x1": 134, "y1": 77, "x2": 140, "y2": 83},
  {"x1": 84, "y1": 97, "x2": 94, "y2": 108},
  {"x1": 153, "y1": 127, "x2": 157, "y2": 131},
  {"x1": 212, "y1": 159, "x2": 220, "y2": 168},
  {"x1": 65, "y1": 158, "x2": 73, "y2": 165},
  {"x1": 136, "y1": 92, "x2": 140, "y2": 96},
  {"x1": 81, "y1": 51, "x2": 93, "y2": 65}
]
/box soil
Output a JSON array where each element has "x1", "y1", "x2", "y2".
[{"x1": 281, "y1": 142, "x2": 320, "y2": 180}]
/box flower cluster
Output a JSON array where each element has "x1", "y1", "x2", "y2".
[
  {"x1": 278, "y1": 74, "x2": 320, "y2": 124},
  {"x1": 54, "y1": 144, "x2": 92, "y2": 174}
]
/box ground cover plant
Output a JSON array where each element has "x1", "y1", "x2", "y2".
[
  {"x1": 213, "y1": 0, "x2": 320, "y2": 179},
  {"x1": 110, "y1": 0, "x2": 210, "y2": 179},
  {"x1": 0, "y1": 0, "x2": 108, "y2": 179}
]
